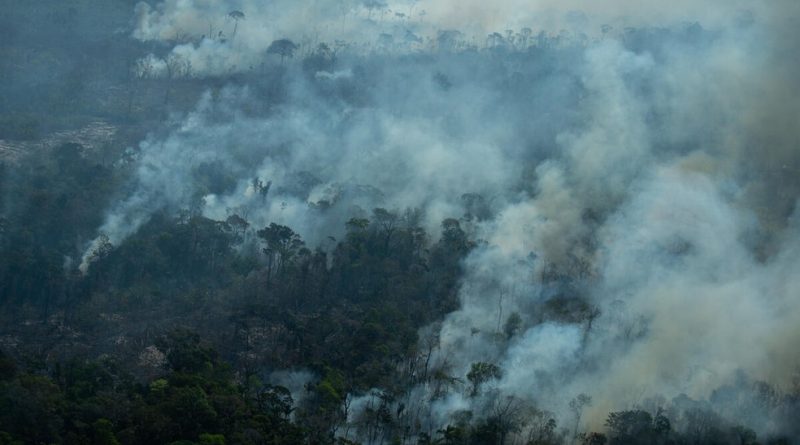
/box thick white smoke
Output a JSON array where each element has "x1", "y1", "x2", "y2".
[{"x1": 82, "y1": 0, "x2": 800, "y2": 439}]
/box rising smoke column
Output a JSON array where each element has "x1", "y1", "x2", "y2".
[{"x1": 393, "y1": 1, "x2": 800, "y2": 439}]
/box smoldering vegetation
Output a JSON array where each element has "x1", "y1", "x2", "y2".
[{"x1": 0, "y1": 1, "x2": 799, "y2": 444}]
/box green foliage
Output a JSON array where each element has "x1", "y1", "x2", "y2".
[
  {"x1": 257, "y1": 222, "x2": 305, "y2": 281},
  {"x1": 158, "y1": 329, "x2": 218, "y2": 374},
  {"x1": 0, "y1": 431, "x2": 24, "y2": 445},
  {"x1": 604, "y1": 409, "x2": 673, "y2": 445},
  {"x1": 0, "y1": 374, "x2": 65, "y2": 443},
  {"x1": 466, "y1": 362, "x2": 502, "y2": 396},
  {"x1": 0, "y1": 332, "x2": 313, "y2": 443},
  {"x1": 198, "y1": 432, "x2": 226, "y2": 445},
  {"x1": 0, "y1": 351, "x2": 16, "y2": 381},
  {"x1": 92, "y1": 419, "x2": 121, "y2": 445},
  {"x1": 150, "y1": 378, "x2": 169, "y2": 394}
]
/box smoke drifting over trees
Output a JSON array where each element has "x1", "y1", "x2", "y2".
[{"x1": 1, "y1": 0, "x2": 799, "y2": 444}]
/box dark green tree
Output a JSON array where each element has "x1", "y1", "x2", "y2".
[
  {"x1": 267, "y1": 39, "x2": 298, "y2": 64},
  {"x1": 257, "y1": 223, "x2": 304, "y2": 282},
  {"x1": 466, "y1": 362, "x2": 502, "y2": 397}
]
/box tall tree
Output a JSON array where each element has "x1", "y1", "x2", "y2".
[
  {"x1": 228, "y1": 10, "x2": 245, "y2": 39},
  {"x1": 267, "y1": 39, "x2": 298, "y2": 64},
  {"x1": 257, "y1": 223, "x2": 304, "y2": 282}
]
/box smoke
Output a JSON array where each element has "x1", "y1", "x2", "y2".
[
  {"x1": 82, "y1": 0, "x2": 800, "y2": 439},
  {"x1": 394, "y1": 2, "x2": 800, "y2": 437},
  {"x1": 269, "y1": 369, "x2": 316, "y2": 409},
  {"x1": 130, "y1": 0, "x2": 776, "y2": 78},
  {"x1": 575, "y1": 166, "x2": 800, "y2": 429}
]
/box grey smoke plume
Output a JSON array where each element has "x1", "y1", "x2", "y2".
[{"x1": 84, "y1": 0, "x2": 800, "y2": 439}]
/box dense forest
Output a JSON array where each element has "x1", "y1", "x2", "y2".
[{"x1": 1, "y1": 1, "x2": 799, "y2": 444}]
